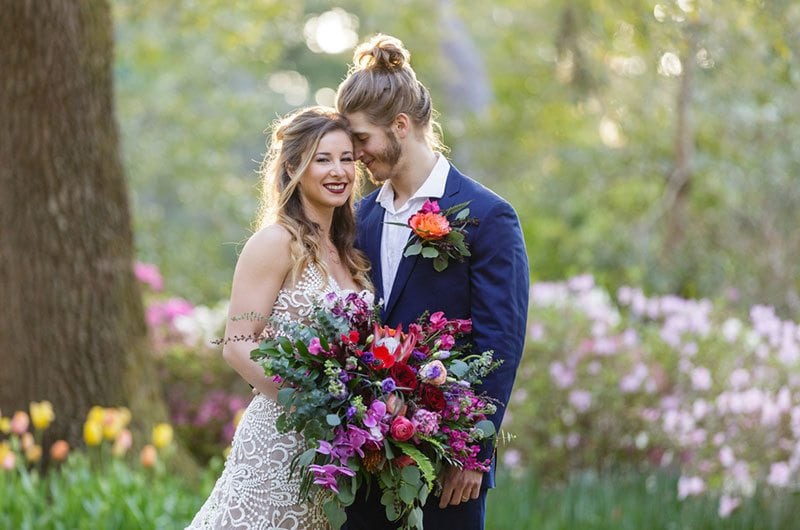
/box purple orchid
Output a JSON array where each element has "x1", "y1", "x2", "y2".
[{"x1": 309, "y1": 464, "x2": 356, "y2": 493}]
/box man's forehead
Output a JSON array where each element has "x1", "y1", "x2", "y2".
[{"x1": 344, "y1": 112, "x2": 372, "y2": 130}]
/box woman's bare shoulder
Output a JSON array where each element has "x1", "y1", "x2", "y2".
[{"x1": 237, "y1": 224, "x2": 293, "y2": 273}]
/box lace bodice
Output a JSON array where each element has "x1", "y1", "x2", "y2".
[
  {"x1": 186, "y1": 263, "x2": 340, "y2": 530},
  {"x1": 267, "y1": 263, "x2": 342, "y2": 331}
]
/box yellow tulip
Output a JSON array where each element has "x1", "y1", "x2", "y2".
[
  {"x1": 87, "y1": 406, "x2": 105, "y2": 424},
  {"x1": 152, "y1": 423, "x2": 173, "y2": 449},
  {"x1": 83, "y1": 420, "x2": 103, "y2": 446},
  {"x1": 102, "y1": 409, "x2": 123, "y2": 441},
  {"x1": 0, "y1": 417, "x2": 10, "y2": 434},
  {"x1": 30, "y1": 401, "x2": 55, "y2": 430},
  {"x1": 118, "y1": 407, "x2": 132, "y2": 428}
]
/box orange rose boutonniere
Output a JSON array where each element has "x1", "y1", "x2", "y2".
[{"x1": 388, "y1": 199, "x2": 477, "y2": 271}]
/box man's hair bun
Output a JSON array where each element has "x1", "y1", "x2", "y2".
[{"x1": 353, "y1": 34, "x2": 410, "y2": 71}]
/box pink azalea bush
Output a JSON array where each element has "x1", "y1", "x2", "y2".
[
  {"x1": 504, "y1": 274, "x2": 800, "y2": 518},
  {"x1": 134, "y1": 261, "x2": 247, "y2": 462}
]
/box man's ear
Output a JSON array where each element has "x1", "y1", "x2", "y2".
[{"x1": 392, "y1": 113, "x2": 411, "y2": 139}]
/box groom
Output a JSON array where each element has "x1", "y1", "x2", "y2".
[{"x1": 337, "y1": 34, "x2": 529, "y2": 529}]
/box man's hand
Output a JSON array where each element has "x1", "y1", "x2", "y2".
[{"x1": 438, "y1": 467, "x2": 483, "y2": 508}]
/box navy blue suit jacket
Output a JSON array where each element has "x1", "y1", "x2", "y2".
[{"x1": 355, "y1": 163, "x2": 529, "y2": 489}]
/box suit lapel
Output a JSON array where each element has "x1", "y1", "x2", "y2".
[
  {"x1": 361, "y1": 200, "x2": 385, "y2": 304},
  {"x1": 383, "y1": 166, "x2": 464, "y2": 319}
]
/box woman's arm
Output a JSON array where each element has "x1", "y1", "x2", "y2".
[{"x1": 221, "y1": 225, "x2": 292, "y2": 400}]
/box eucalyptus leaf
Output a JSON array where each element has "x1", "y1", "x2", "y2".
[
  {"x1": 404, "y1": 243, "x2": 423, "y2": 257},
  {"x1": 297, "y1": 447, "x2": 316, "y2": 468},
  {"x1": 323, "y1": 499, "x2": 347, "y2": 529},
  {"x1": 455, "y1": 207, "x2": 470, "y2": 220},
  {"x1": 277, "y1": 387, "x2": 295, "y2": 408},
  {"x1": 385, "y1": 502, "x2": 400, "y2": 522},
  {"x1": 400, "y1": 465, "x2": 420, "y2": 485},
  {"x1": 418, "y1": 484, "x2": 430, "y2": 504},
  {"x1": 433, "y1": 255, "x2": 448, "y2": 272},
  {"x1": 337, "y1": 481, "x2": 355, "y2": 506},
  {"x1": 408, "y1": 507, "x2": 424, "y2": 529},
  {"x1": 475, "y1": 419, "x2": 497, "y2": 438},
  {"x1": 448, "y1": 359, "x2": 469, "y2": 378},
  {"x1": 380, "y1": 490, "x2": 396, "y2": 507},
  {"x1": 399, "y1": 482, "x2": 417, "y2": 505},
  {"x1": 326, "y1": 414, "x2": 341, "y2": 426},
  {"x1": 421, "y1": 246, "x2": 439, "y2": 258}
]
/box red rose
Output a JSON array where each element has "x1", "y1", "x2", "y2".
[
  {"x1": 419, "y1": 384, "x2": 446, "y2": 412},
  {"x1": 392, "y1": 454, "x2": 415, "y2": 469},
  {"x1": 389, "y1": 364, "x2": 418, "y2": 392},
  {"x1": 390, "y1": 416, "x2": 415, "y2": 442}
]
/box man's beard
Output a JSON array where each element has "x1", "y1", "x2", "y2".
[{"x1": 367, "y1": 128, "x2": 403, "y2": 183}]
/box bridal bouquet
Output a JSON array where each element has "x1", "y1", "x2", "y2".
[{"x1": 250, "y1": 290, "x2": 500, "y2": 530}]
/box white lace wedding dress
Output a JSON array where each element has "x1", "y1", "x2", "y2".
[{"x1": 186, "y1": 264, "x2": 343, "y2": 530}]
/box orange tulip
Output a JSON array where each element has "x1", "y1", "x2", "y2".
[
  {"x1": 10, "y1": 411, "x2": 29, "y2": 435},
  {"x1": 50, "y1": 440, "x2": 70, "y2": 462},
  {"x1": 20, "y1": 432, "x2": 34, "y2": 451},
  {"x1": 25, "y1": 444, "x2": 42, "y2": 463},
  {"x1": 140, "y1": 444, "x2": 157, "y2": 468}
]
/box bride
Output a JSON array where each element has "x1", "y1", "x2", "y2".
[{"x1": 187, "y1": 106, "x2": 372, "y2": 529}]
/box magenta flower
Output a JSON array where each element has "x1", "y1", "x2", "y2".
[
  {"x1": 412, "y1": 408, "x2": 440, "y2": 436},
  {"x1": 429, "y1": 311, "x2": 447, "y2": 331},
  {"x1": 133, "y1": 261, "x2": 164, "y2": 291},
  {"x1": 419, "y1": 199, "x2": 441, "y2": 214},
  {"x1": 309, "y1": 337, "x2": 324, "y2": 355},
  {"x1": 309, "y1": 464, "x2": 356, "y2": 493},
  {"x1": 438, "y1": 334, "x2": 455, "y2": 350}
]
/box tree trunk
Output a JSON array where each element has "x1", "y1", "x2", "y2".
[{"x1": 0, "y1": 0, "x2": 168, "y2": 449}]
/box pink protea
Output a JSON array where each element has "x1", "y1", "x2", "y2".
[{"x1": 371, "y1": 323, "x2": 418, "y2": 367}]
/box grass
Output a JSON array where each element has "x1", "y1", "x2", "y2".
[
  {"x1": 486, "y1": 469, "x2": 800, "y2": 530},
  {"x1": 2, "y1": 458, "x2": 798, "y2": 529}
]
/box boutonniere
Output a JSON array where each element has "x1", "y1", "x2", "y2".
[{"x1": 387, "y1": 199, "x2": 478, "y2": 272}]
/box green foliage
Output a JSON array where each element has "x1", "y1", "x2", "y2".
[
  {"x1": 486, "y1": 470, "x2": 800, "y2": 530},
  {"x1": 0, "y1": 453, "x2": 217, "y2": 529},
  {"x1": 115, "y1": 1, "x2": 800, "y2": 309}
]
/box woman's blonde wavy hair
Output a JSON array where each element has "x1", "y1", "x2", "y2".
[
  {"x1": 336, "y1": 34, "x2": 446, "y2": 153},
  {"x1": 255, "y1": 106, "x2": 372, "y2": 290}
]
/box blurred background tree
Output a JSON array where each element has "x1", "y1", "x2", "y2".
[
  {"x1": 114, "y1": 0, "x2": 800, "y2": 313},
  {"x1": 0, "y1": 0, "x2": 169, "y2": 447}
]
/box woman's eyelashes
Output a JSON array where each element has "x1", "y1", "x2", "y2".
[{"x1": 315, "y1": 155, "x2": 355, "y2": 164}]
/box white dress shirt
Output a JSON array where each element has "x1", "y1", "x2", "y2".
[{"x1": 377, "y1": 154, "x2": 450, "y2": 302}]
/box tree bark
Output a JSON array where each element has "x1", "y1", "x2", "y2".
[{"x1": 0, "y1": 0, "x2": 168, "y2": 448}]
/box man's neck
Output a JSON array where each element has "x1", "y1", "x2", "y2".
[{"x1": 390, "y1": 143, "x2": 438, "y2": 207}]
